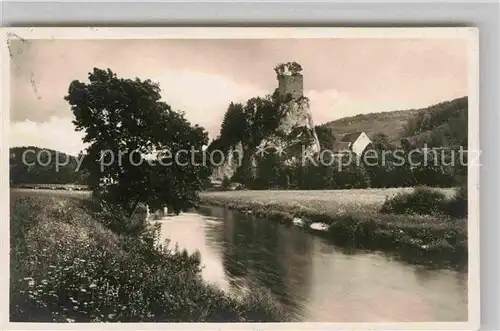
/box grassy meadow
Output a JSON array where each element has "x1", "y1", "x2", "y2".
[
  {"x1": 200, "y1": 188, "x2": 467, "y2": 268},
  {"x1": 9, "y1": 189, "x2": 288, "y2": 322},
  {"x1": 201, "y1": 188, "x2": 457, "y2": 215}
]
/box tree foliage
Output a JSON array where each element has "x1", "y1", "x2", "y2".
[
  {"x1": 210, "y1": 95, "x2": 281, "y2": 153},
  {"x1": 219, "y1": 102, "x2": 246, "y2": 149},
  {"x1": 403, "y1": 96, "x2": 468, "y2": 148},
  {"x1": 314, "y1": 126, "x2": 336, "y2": 151},
  {"x1": 9, "y1": 147, "x2": 89, "y2": 185},
  {"x1": 243, "y1": 96, "x2": 282, "y2": 149},
  {"x1": 273, "y1": 62, "x2": 303, "y2": 77},
  {"x1": 65, "y1": 68, "x2": 210, "y2": 215},
  {"x1": 370, "y1": 132, "x2": 395, "y2": 151}
]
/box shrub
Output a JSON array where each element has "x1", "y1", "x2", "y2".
[
  {"x1": 442, "y1": 184, "x2": 468, "y2": 218},
  {"x1": 221, "y1": 176, "x2": 231, "y2": 191},
  {"x1": 380, "y1": 186, "x2": 447, "y2": 216},
  {"x1": 79, "y1": 197, "x2": 151, "y2": 237}
]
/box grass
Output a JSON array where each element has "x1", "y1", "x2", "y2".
[
  {"x1": 10, "y1": 189, "x2": 288, "y2": 322},
  {"x1": 201, "y1": 188, "x2": 456, "y2": 215},
  {"x1": 200, "y1": 188, "x2": 467, "y2": 268}
]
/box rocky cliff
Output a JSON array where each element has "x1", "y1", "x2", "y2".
[{"x1": 258, "y1": 96, "x2": 320, "y2": 162}]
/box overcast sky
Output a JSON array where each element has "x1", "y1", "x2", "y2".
[{"x1": 9, "y1": 38, "x2": 468, "y2": 155}]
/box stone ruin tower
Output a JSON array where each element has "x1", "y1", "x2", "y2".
[
  {"x1": 275, "y1": 62, "x2": 304, "y2": 100},
  {"x1": 264, "y1": 62, "x2": 321, "y2": 156}
]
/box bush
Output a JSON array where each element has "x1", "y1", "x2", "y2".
[
  {"x1": 380, "y1": 186, "x2": 447, "y2": 216},
  {"x1": 442, "y1": 184, "x2": 468, "y2": 218},
  {"x1": 380, "y1": 185, "x2": 468, "y2": 218},
  {"x1": 221, "y1": 176, "x2": 231, "y2": 191},
  {"x1": 80, "y1": 197, "x2": 150, "y2": 237}
]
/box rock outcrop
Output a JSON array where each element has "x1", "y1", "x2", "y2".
[
  {"x1": 211, "y1": 62, "x2": 320, "y2": 182},
  {"x1": 210, "y1": 141, "x2": 245, "y2": 181},
  {"x1": 257, "y1": 96, "x2": 320, "y2": 164}
]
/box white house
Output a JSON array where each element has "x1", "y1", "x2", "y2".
[{"x1": 332, "y1": 131, "x2": 372, "y2": 156}]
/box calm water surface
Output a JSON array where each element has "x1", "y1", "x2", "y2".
[{"x1": 157, "y1": 206, "x2": 467, "y2": 322}]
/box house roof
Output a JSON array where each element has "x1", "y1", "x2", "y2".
[{"x1": 340, "y1": 131, "x2": 364, "y2": 143}]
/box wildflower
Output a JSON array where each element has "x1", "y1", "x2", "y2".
[
  {"x1": 28, "y1": 280, "x2": 35, "y2": 287},
  {"x1": 89, "y1": 283, "x2": 97, "y2": 289},
  {"x1": 41, "y1": 279, "x2": 48, "y2": 285},
  {"x1": 66, "y1": 318, "x2": 75, "y2": 323}
]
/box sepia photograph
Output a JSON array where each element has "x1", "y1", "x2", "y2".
[{"x1": 2, "y1": 27, "x2": 479, "y2": 329}]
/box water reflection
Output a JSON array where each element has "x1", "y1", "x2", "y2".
[
  {"x1": 214, "y1": 209, "x2": 314, "y2": 317},
  {"x1": 159, "y1": 206, "x2": 468, "y2": 322}
]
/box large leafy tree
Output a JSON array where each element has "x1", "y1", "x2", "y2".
[{"x1": 65, "y1": 68, "x2": 210, "y2": 215}]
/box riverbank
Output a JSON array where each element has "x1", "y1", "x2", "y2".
[
  {"x1": 199, "y1": 189, "x2": 467, "y2": 268},
  {"x1": 9, "y1": 189, "x2": 288, "y2": 322}
]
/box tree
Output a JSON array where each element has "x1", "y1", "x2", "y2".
[
  {"x1": 65, "y1": 68, "x2": 210, "y2": 216},
  {"x1": 242, "y1": 96, "x2": 281, "y2": 149},
  {"x1": 273, "y1": 62, "x2": 303, "y2": 77},
  {"x1": 219, "y1": 102, "x2": 246, "y2": 148},
  {"x1": 228, "y1": 95, "x2": 281, "y2": 186},
  {"x1": 370, "y1": 132, "x2": 395, "y2": 151}
]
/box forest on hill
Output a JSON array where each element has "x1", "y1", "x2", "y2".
[
  {"x1": 401, "y1": 96, "x2": 468, "y2": 148},
  {"x1": 9, "y1": 146, "x2": 89, "y2": 186},
  {"x1": 322, "y1": 96, "x2": 468, "y2": 147}
]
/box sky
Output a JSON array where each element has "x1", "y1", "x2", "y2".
[{"x1": 9, "y1": 38, "x2": 468, "y2": 156}]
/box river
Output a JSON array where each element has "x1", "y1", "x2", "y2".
[{"x1": 157, "y1": 205, "x2": 468, "y2": 322}]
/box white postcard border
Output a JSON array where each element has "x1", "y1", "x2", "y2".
[{"x1": 0, "y1": 27, "x2": 480, "y2": 331}]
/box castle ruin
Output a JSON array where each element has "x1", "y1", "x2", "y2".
[
  {"x1": 269, "y1": 62, "x2": 321, "y2": 155},
  {"x1": 275, "y1": 62, "x2": 304, "y2": 100}
]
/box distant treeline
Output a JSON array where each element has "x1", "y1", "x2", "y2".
[
  {"x1": 9, "y1": 146, "x2": 89, "y2": 186},
  {"x1": 244, "y1": 147, "x2": 467, "y2": 190}
]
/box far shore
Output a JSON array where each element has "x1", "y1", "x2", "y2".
[{"x1": 199, "y1": 188, "x2": 467, "y2": 269}]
